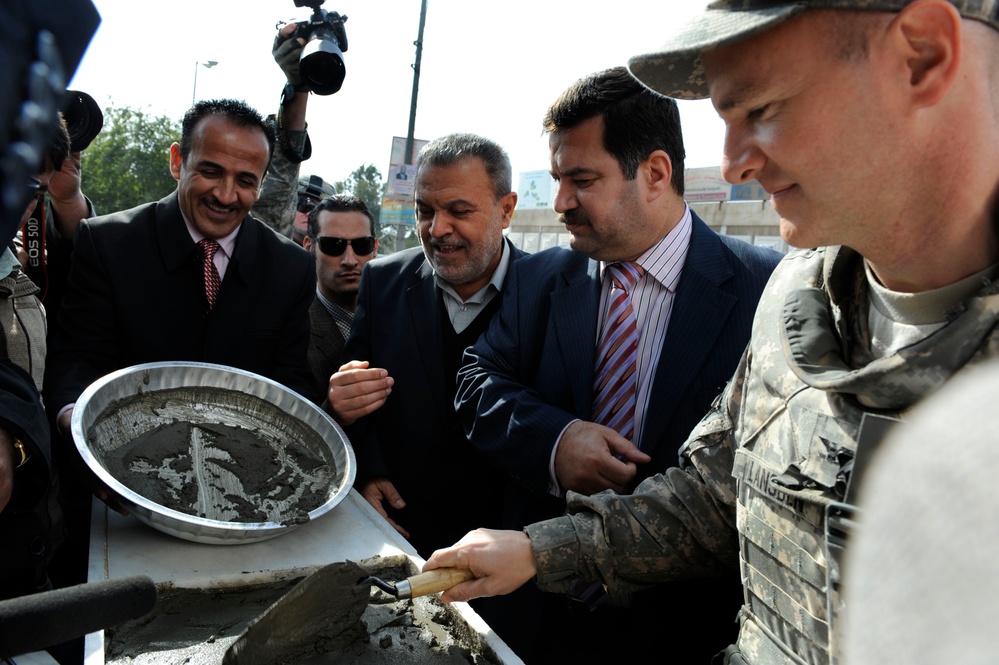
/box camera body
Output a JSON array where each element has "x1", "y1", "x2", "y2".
[{"x1": 292, "y1": 0, "x2": 348, "y2": 95}]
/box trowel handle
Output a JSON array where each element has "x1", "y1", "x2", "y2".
[{"x1": 397, "y1": 568, "x2": 474, "y2": 600}]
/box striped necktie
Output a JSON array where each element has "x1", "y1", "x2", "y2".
[
  {"x1": 569, "y1": 261, "x2": 646, "y2": 611},
  {"x1": 592, "y1": 261, "x2": 643, "y2": 441},
  {"x1": 200, "y1": 238, "x2": 222, "y2": 309}
]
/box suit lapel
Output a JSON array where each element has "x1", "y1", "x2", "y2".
[
  {"x1": 407, "y1": 260, "x2": 450, "y2": 421},
  {"x1": 310, "y1": 298, "x2": 346, "y2": 364},
  {"x1": 641, "y1": 215, "x2": 737, "y2": 448},
  {"x1": 156, "y1": 192, "x2": 199, "y2": 272},
  {"x1": 551, "y1": 254, "x2": 601, "y2": 417}
]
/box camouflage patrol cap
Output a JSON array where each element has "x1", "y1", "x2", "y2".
[
  {"x1": 628, "y1": 0, "x2": 999, "y2": 100},
  {"x1": 297, "y1": 174, "x2": 336, "y2": 200}
]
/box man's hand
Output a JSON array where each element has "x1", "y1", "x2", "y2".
[
  {"x1": 360, "y1": 477, "x2": 409, "y2": 539},
  {"x1": 273, "y1": 22, "x2": 306, "y2": 85},
  {"x1": 48, "y1": 151, "x2": 89, "y2": 238},
  {"x1": 554, "y1": 420, "x2": 651, "y2": 495},
  {"x1": 326, "y1": 360, "x2": 394, "y2": 426},
  {"x1": 424, "y1": 529, "x2": 537, "y2": 604},
  {"x1": 0, "y1": 428, "x2": 16, "y2": 513}
]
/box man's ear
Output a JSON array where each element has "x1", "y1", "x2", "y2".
[
  {"x1": 893, "y1": 0, "x2": 962, "y2": 108},
  {"x1": 499, "y1": 191, "x2": 517, "y2": 229},
  {"x1": 169, "y1": 143, "x2": 183, "y2": 181},
  {"x1": 643, "y1": 150, "x2": 674, "y2": 203}
]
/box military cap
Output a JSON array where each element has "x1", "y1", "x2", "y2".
[
  {"x1": 297, "y1": 174, "x2": 336, "y2": 201},
  {"x1": 628, "y1": 0, "x2": 999, "y2": 100}
]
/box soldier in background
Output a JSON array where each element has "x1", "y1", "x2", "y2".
[{"x1": 424, "y1": 2, "x2": 999, "y2": 663}]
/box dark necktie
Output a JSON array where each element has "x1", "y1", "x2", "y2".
[
  {"x1": 200, "y1": 238, "x2": 222, "y2": 309},
  {"x1": 592, "y1": 261, "x2": 643, "y2": 441}
]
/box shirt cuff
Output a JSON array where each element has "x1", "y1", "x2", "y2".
[{"x1": 548, "y1": 418, "x2": 580, "y2": 497}]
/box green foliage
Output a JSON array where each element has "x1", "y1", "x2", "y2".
[
  {"x1": 332, "y1": 163, "x2": 383, "y2": 221},
  {"x1": 82, "y1": 106, "x2": 181, "y2": 215},
  {"x1": 332, "y1": 163, "x2": 420, "y2": 254}
]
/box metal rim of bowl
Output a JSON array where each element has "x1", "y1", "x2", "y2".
[{"x1": 71, "y1": 361, "x2": 356, "y2": 544}]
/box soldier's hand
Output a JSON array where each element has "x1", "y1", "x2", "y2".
[
  {"x1": 48, "y1": 151, "x2": 89, "y2": 238},
  {"x1": 554, "y1": 420, "x2": 651, "y2": 495},
  {"x1": 273, "y1": 21, "x2": 305, "y2": 85},
  {"x1": 326, "y1": 360, "x2": 394, "y2": 426},
  {"x1": 360, "y1": 477, "x2": 409, "y2": 539},
  {"x1": 48, "y1": 151, "x2": 83, "y2": 202},
  {"x1": 424, "y1": 529, "x2": 537, "y2": 604}
]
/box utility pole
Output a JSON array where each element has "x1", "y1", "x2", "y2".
[
  {"x1": 191, "y1": 60, "x2": 218, "y2": 106},
  {"x1": 396, "y1": 0, "x2": 428, "y2": 252}
]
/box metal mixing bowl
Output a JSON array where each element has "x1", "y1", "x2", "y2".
[{"x1": 72, "y1": 362, "x2": 356, "y2": 545}]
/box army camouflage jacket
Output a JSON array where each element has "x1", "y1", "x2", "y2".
[
  {"x1": 252, "y1": 126, "x2": 307, "y2": 238},
  {"x1": 527, "y1": 245, "x2": 999, "y2": 664}
]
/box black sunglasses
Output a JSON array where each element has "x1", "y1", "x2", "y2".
[
  {"x1": 315, "y1": 236, "x2": 377, "y2": 257},
  {"x1": 297, "y1": 194, "x2": 320, "y2": 215}
]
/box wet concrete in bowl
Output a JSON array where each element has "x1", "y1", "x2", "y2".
[
  {"x1": 88, "y1": 387, "x2": 336, "y2": 523},
  {"x1": 104, "y1": 559, "x2": 500, "y2": 664}
]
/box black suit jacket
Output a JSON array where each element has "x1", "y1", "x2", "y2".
[
  {"x1": 306, "y1": 295, "x2": 347, "y2": 403},
  {"x1": 342, "y1": 240, "x2": 530, "y2": 555},
  {"x1": 45, "y1": 192, "x2": 316, "y2": 410}
]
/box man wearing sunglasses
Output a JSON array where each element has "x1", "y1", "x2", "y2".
[{"x1": 301, "y1": 194, "x2": 378, "y2": 402}]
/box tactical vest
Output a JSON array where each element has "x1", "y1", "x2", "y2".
[{"x1": 724, "y1": 247, "x2": 999, "y2": 665}]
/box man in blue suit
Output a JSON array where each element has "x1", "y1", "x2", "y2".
[{"x1": 454, "y1": 67, "x2": 782, "y2": 663}]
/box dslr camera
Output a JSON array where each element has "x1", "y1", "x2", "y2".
[{"x1": 293, "y1": 0, "x2": 348, "y2": 95}]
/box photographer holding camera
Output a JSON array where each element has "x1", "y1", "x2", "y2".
[
  {"x1": 19, "y1": 90, "x2": 103, "y2": 336},
  {"x1": 253, "y1": 2, "x2": 348, "y2": 242}
]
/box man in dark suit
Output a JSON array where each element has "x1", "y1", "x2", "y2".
[
  {"x1": 45, "y1": 98, "x2": 315, "y2": 458},
  {"x1": 327, "y1": 133, "x2": 523, "y2": 554},
  {"x1": 325, "y1": 133, "x2": 542, "y2": 656},
  {"x1": 453, "y1": 68, "x2": 782, "y2": 663},
  {"x1": 301, "y1": 194, "x2": 379, "y2": 401}
]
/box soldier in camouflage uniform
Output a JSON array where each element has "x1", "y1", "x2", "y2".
[{"x1": 425, "y1": 2, "x2": 999, "y2": 664}]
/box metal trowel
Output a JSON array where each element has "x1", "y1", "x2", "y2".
[{"x1": 222, "y1": 560, "x2": 473, "y2": 665}]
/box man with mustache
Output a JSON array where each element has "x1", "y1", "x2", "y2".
[
  {"x1": 325, "y1": 133, "x2": 540, "y2": 656},
  {"x1": 46, "y1": 98, "x2": 316, "y2": 449},
  {"x1": 448, "y1": 67, "x2": 781, "y2": 662},
  {"x1": 329, "y1": 133, "x2": 522, "y2": 553},
  {"x1": 301, "y1": 194, "x2": 378, "y2": 403}
]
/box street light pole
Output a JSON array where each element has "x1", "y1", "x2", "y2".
[
  {"x1": 192, "y1": 60, "x2": 219, "y2": 106},
  {"x1": 396, "y1": 0, "x2": 428, "y2": 252}
]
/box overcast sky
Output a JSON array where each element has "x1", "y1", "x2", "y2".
[{"x1": 69, "y1": 0, "x2": 725, "y2": 185}]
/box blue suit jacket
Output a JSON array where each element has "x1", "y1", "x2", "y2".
[
  {"x1": 455, "y1": 213, "x2": 782, "y2": 496},
  {"x1": 453, "y1": 214, "x2": 781, "y2": 660}
]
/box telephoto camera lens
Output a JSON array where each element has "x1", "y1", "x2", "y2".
[
  {"x1": 299, "y1": 33, "x2": 346, "y2": 94},
  {"x1": 60, "y1": 90, "x2": 104, "y2": 152}
]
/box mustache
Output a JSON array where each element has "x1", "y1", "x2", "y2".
[
  {"x1": 204, "y1": 197, "x2": 234, "y2": 210},
  {"x1": 429, "y1": 235, "x2": 466, "y2": 249},
  {"x1": 558, "y1": 210, "x2": 589, "y2": 226}
]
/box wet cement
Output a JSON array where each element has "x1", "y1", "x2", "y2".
[
  {"x1": 89, "y1": 387, "x2": 336, "y2": 523},
  {"x1": 105, "y1": 560, "x2": 500, "y2": 665}
]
